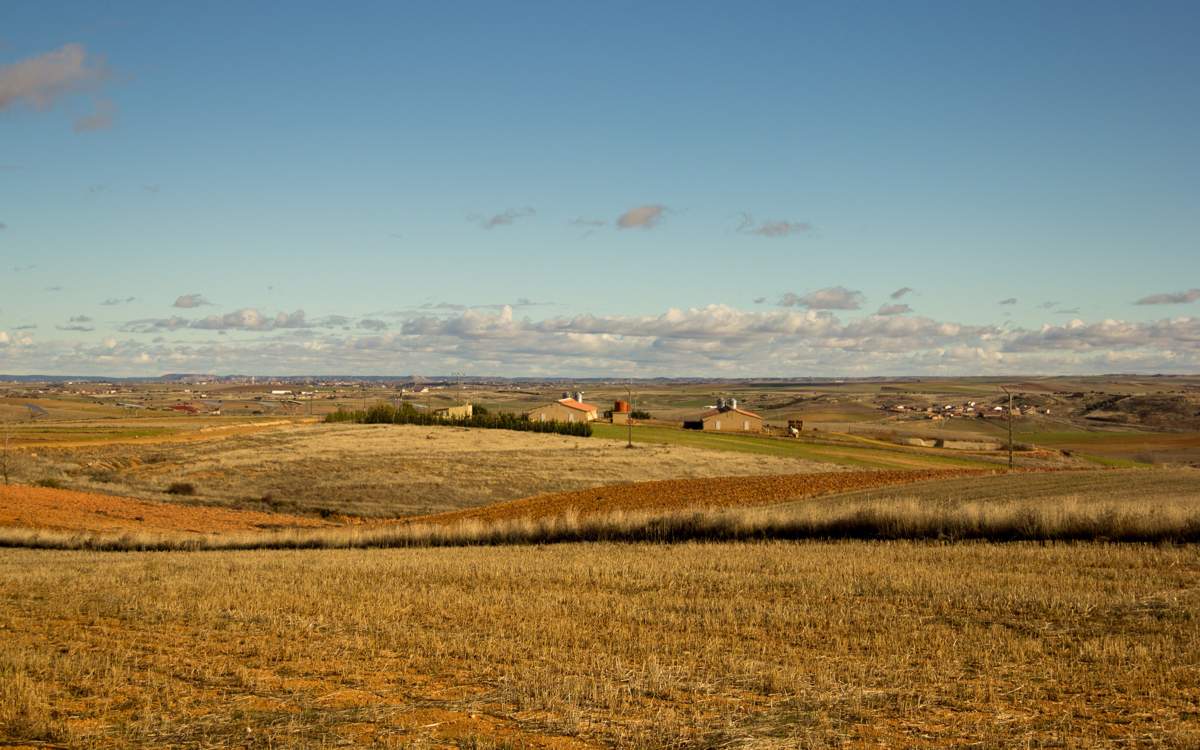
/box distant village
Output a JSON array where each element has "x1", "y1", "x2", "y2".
[{"x1": 882, "y1": 400, "x2": 1052, "y2": 420}]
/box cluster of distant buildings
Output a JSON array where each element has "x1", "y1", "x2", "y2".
[
  {"x1": 527, "y1": 391, "x2": 764, "y2": 432},
  {"x1": 884, "y1": 400, "x2": 1051, "y2": 420}
]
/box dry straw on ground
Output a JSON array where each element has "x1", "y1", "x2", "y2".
[{"x1": 2, "y1": 542, "x2": 1197, "y2": 747}]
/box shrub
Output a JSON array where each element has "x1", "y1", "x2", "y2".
[
  {"x1": 165, "y1": 482, "x2": 196, "y2": 496},
  {"x1": 34, "y1": 478, "x2": 63, "y2": 489},
  {"x1": 325, "y1": 403, "x2": 592, "y2": 437}
]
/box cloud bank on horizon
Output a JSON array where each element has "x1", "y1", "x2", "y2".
[{"x1": 3, "y1": 289, "x2": 1199, "y2": 376}]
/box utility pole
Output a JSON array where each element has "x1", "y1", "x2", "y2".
[
  {"x1": 626, "y1": 382, "x2": 634, "y2": 449},
  {"x1": 1, "y1": 422, "x2": 10, "y2": 485},
  {"x1": 1000, "y1": 385, "x2": 1014, "y2": 470}
]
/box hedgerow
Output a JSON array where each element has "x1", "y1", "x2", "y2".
[{"x1": 325, "y1": 402, "x2": 592, "y2": 437}]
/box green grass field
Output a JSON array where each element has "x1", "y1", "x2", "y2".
[{"x1": 591, "y1": 423, "x2": 1000, "y2": 470}]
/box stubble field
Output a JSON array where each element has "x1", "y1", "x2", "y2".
[
  {"x1": 2, "y1": 542, "x2": 1197, "y2": 748},
  {"x1": 3, "y1": 383, "x2": 1199, "y2": 748}
]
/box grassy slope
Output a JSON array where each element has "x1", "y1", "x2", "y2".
[
  {"x1": 19, "y1": 423, "x2": 835, "y2": 518},
  {"x1": 592, "y1": 423, "x2": 1000, "y2": 470}
]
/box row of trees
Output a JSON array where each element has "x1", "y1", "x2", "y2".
[{"x1": 325, "y1": 402, "x2": 593, "y2": 437}]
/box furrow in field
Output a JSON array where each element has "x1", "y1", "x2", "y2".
[{"x1": 410, "y1": 468, "x2": 997, "y2": 525}]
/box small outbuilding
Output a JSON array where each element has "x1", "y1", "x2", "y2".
[
  {"x1": 611, "y1": 399, "x2": 632, "y2": 425},
  {"x1": 433, "y1": 403, "x2": 473, "y2": 420}
]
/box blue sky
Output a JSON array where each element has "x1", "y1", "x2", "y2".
[{"x1": 2, "y1": 1, "x2": 1198, "y2": 375}]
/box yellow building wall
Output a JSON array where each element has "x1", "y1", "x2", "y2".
[
  {"x1": 528, "y1": 402, "x2": 596, "y2": 423},
  {"x1": 701, "y1": 412, "x2": 762, "y2": 432}
]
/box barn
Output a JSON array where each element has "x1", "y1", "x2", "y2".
[{"x1": 698, "y1": 398, "x2": 763, "y2": 433}]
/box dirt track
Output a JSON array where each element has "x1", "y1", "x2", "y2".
[
  {"x1": 0, "y1": 484, "x2": 331, "y2": 534},
  {"x1": 413, "y1": 468, "x2": 996, "y2": 525}
]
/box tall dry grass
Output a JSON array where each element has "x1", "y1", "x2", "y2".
[{"x1": 4, "y1": 492, "x2": 1198, "y2": 551}]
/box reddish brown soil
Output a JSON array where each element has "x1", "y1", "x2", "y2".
[
  {"x1": 412, "y1": 468, "x2": 996, "y2": 525},
  {"x1": 0, "y1": 484, "x2": 331, "y2": 534}
]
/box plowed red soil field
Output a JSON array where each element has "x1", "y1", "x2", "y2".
[
  {"x1": 0, "y1": 484, "x2": 332, "y2": 534},
  {"x1": 413, "y1": 468, "x2": 996, "y2": 525}
]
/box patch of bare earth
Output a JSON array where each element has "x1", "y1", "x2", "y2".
[
  {"x1": 411, "y1": 468, "x2": 996, "y2": 525},
  {"x1": 0, "y1": 484, "x2": 330, "y2": 534}
]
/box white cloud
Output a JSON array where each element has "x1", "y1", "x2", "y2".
[
  {"x1": 616, "y1": 204, "x2": 667, "y2": 230},
  {"x1": 1135, "y1": 289, "x2": 1200, "y2": 305},
  {"x1": 121, "y1": 309, "x2": 309, "y2": 333},
  {"x1": 473, "y1": 207, "x2": 535, "y2": 229},
  {"x1": 778, "y1": 286, "x2": 865, "y2": 310},
  {"x1": 11, "y1": 300, "x2": 1200, "y2": 377},
  {"x1": 121, "y1": 316, "x2": 190, "y2": 333},
  {"x1": 570, "y1": 217, "x2": 606, "y2": 229},
  {"x1": 876, "y1": 303, "x2": 912, "y2": 316},
  {"x1": 173, "y1": 294, "x2": 212, "y2": 308},
  {"x1": 890, "y1": 287, "x2": 914, "y2": 300},
  {"x1": 192, "y1": 309, "x2": 308, "y2": 331},
  {"x1": 0, "y1": 44, "x2": 107, "y2": 111},
  {"x1": 73, "y1": 97, "x2": 115, "y2": 132},
  {"x1": 569, "y1": 217, "x2": 607, "y2": 237},
  {"x1": 736, "y1": 213, "x2": 813, "y2": 238}
]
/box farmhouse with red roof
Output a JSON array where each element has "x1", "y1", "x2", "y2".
[{"x1": 528, "y1": 391, "x2": 600, "y2": 423}]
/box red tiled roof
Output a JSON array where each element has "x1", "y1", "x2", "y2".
[
  {"x1": 557, "y1": 398, "x2": 599, "y2": 412},
  {"x1": 700, "y1": 407, "x2": 761, "y2": 419}
]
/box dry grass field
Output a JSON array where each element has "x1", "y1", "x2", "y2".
[
  {"x1": 3, "y1": 381, "x2": 1198, "y2": 748},
  {"x1": 0, "y1": 469, "x2": 978, "y2": 540},
  {"x1": 2, "y1": 543, "x2": 1197, "y2": 748},
  {"x1": 5, "y1": 468, "x2": 1197, "y2": 551},
  {"x1": 16, "y1": 423, "x2": 839, "y2": 517}
]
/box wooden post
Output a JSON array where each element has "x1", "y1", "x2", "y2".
[
  {"x1": 1, "y1": 424, "x2": 9, "y2": 485},
  {"x1": 1000, "y1": 385, "x2": 1014, "y2": 470},
  {"x1": 626, "y1": 383, "x2": 634, "y2": 449}
]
